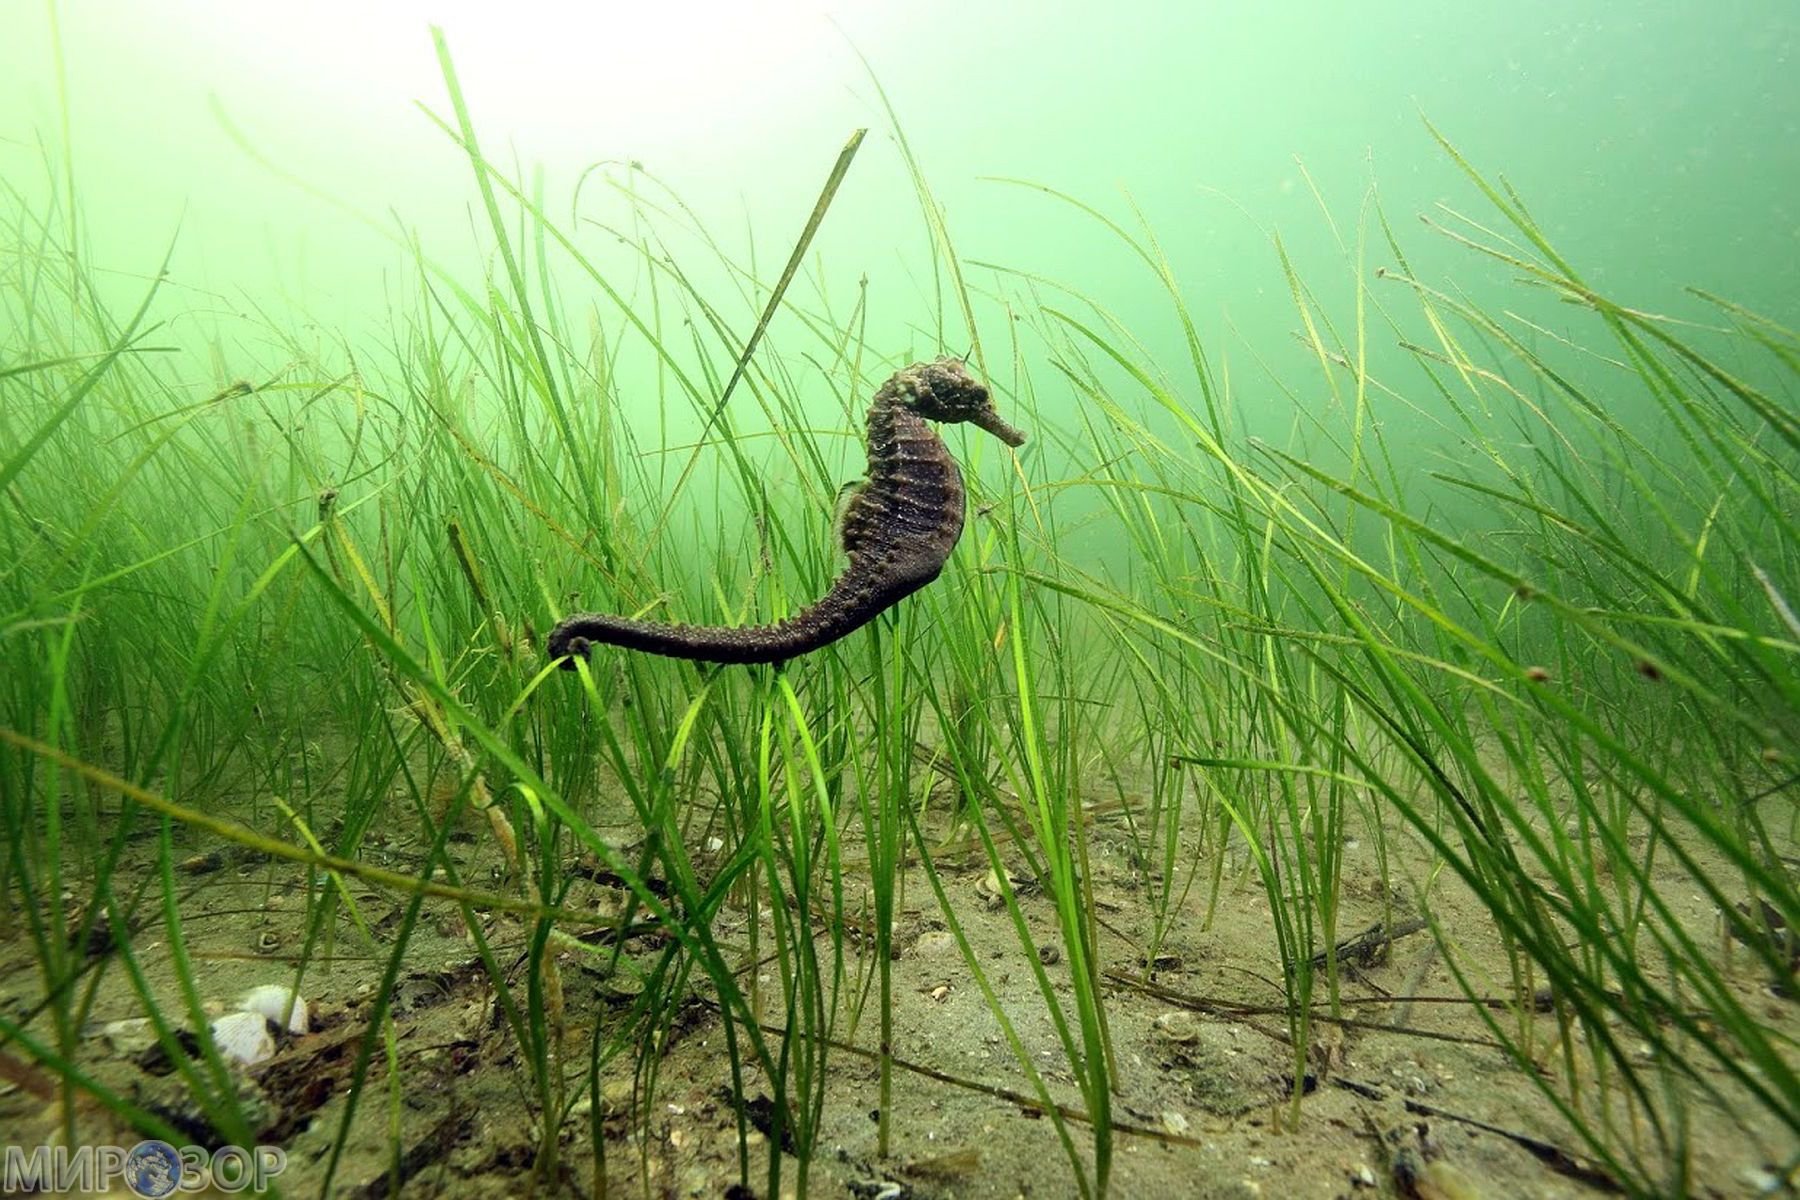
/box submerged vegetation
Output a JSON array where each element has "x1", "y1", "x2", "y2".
[{"x1": 2, "y1": 42, "x2": 1797, "y2": 1200}]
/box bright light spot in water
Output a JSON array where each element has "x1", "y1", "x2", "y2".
[{"x1": 160, "y1": 0, "x2": 870, "y2": 159}]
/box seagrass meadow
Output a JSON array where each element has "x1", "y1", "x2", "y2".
[{"x1": 1, "y1": 4, "x2": 1797, "y2": 1198}]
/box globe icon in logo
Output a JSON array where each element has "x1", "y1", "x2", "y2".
[{"x1": 124, "y1": 1140, "x2": 182, "y2": 1198}]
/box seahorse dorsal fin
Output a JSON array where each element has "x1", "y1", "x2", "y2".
[{"x1": 833, "y1": 478, "x2": 869, "y2": 558}]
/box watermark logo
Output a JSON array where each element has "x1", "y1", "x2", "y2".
[
  {"x1": 123, "y1": 1142, "x2": 181, "y2": 1197},
  {"x1": 2, "y1": 1140, "x2": 287, "y2": 1195}
]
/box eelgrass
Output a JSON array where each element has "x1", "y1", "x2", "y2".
[
  {"x1": 2, "y1": 34, "x2": 1796, "y2": 1200},
  {"x1": 980, "y1": 136, "x2": 1798, "y2": 1190}
]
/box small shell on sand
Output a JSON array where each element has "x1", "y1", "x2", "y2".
[
  {"x1": 1151, "y1": 1010, "x2": 1202, "y2": 1044},
  {"x1": 911, "y1": 929, "x2": 958, "y2": 957},
  {"x1": 240, "y1": 984, "x2": 310, "y2": 1034},
  {"x1": 210, "y1": 1010, "x2": 277, "y2": 1066}
]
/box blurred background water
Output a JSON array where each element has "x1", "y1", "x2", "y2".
[
  {"x1": 4, "y1": 3, "x2": 1792, "y2": 328},
  {"x1": 2, "y1": 1, "x2": 1795, "y2": 537}
]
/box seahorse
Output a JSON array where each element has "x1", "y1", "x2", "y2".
[{"x1": 547, "y1": 357, "x2": 1025, "y2": 666}]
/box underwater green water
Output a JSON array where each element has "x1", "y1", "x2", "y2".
[
  {"x1": 2, "y1": 2, "x2": 1792, "y2": 594},
  {"x1": 2, "y1": 1, "x2": 1794, "y2": 399}
]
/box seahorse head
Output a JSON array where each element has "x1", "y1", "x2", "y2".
[{"x1": 891, "y1": 357, "x2": 1027, "y2": 447}]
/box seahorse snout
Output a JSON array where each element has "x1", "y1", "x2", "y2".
[{"x1": 971, "y1": 406, "x2": 1027, "y2": 447}]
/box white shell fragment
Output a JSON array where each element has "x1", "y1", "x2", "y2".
[
  {"x1": 209, "y1": 1010, "x2": 276, "y2": 1066},
  {"x1": 239, "y1": 984, "x2": 310, "y2": 1034}
]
